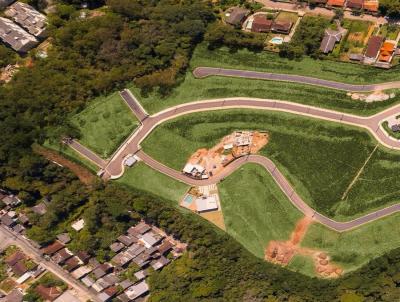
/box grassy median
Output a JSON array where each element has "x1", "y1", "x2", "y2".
[{"x1": 141, "y1": 109, "x2": 400, "y2": 221}]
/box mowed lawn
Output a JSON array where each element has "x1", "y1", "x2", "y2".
[
  {"x1": 116, "y1": 162, "x2": 189, "y2": 204},
  {"x1": 301, "y1": 214, "x2": 400, "y2": 272},
  {"x1": 219, "y1": 164, "x2": 302, "y2": 259},
  {"x1": 70, "y1": 92, "x2": 138, "y2": 159},
  {"x1": 191, "y1": 43, "x2": 400, "y2": 84},
  {"x1": 131, "y1": 74, "x2": 400, "y2": 116},
  {"x1": 141, "y1": 109, "x2": 400, "y2": 220}
]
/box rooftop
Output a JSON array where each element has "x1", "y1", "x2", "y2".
[{"x1": 5, "y1": 2, "x2": 47, "y2": 37}]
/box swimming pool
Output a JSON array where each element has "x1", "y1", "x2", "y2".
[
  {"x1": 182, "y1": 194, "x2": 194, "y2": 207},
  {"x1": 270, "y1": 37, "x2": 283, "y2": 45}
]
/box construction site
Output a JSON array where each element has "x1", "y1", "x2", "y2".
[{"x1": 182, "y1": 131, "x2": 269, "y2": 180}]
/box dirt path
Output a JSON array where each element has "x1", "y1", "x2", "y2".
[{"x1": 33, "y1": 145, "x2": 95, "y2": 185}]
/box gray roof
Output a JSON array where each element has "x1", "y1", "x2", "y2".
[
  {"x1": 0, "y1": 0, "x2": 15, "y2": 9},
  {"x1": 224, "y1": 7, "x2": 249, "y2": 25},
  {"x1": 320, "y1": 30, "x2": 342, "y2": 54},
  {"x1": 54, "y1": 290, "x2": 81, "y2": 302},
  {"x1": 124, "y1": 281, "x2": 149, "y2": 300},
  {"x1": 32, "y1": 202, "x2": 47, "y2": 215},
  {"x1": 5, "y1": 2, "x2": 47, "y2": 37},
  {"x1": 0, "y1": 17, "x2": 38, "y2": 52}
]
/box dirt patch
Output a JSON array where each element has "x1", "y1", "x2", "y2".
[
  {"x1": 33, "y1": 145, "x2": 95, "y2": 185},
  {"x1": 200, "y1": 211, "x2": 226, "y2": 230},
  {"x1": 183, "y1": 131, "x2": 269, "y2": 179},
  {"x1": 265, "y1": 217, "x2": 343, "y2": 278},
  {"x1": 348, "y1": 91, "x2": 396, "y2": 102}
]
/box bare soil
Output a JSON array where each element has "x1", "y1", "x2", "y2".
[
  {"x1": 265, "y1": 217, "x2": 343, "y2": 278},
  {"x1": 33, "y1": 145, "x2": 95, "y2": 185}
]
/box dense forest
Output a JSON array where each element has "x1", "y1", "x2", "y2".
[{"x1": 1, "y1": 0, "x2": 400, "y2": 301}]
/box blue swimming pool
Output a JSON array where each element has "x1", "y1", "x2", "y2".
[{"x1": 183, "y1": 195, "x2": 194, "y2": 206}]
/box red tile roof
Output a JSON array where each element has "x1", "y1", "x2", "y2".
[
  {"x1": 327, "y1": 0, "x2": 346, "y2": 6},
  {"x1": 35, "y1": 285, "x2": 62, "y2": 301}
]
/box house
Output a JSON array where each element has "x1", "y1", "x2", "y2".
[
  {"x1": 5, "y1": 251, "x2": 25, "y2": 266},
  {"x1": 56, "y1": 233, "x2": 71, "y2": 245},
  {"x1": 16, "y1": 272, "x2": 32, "y2": 284},
  {"x1": 132, "y1": 252, "x2": 152, "y2": 268},
  {"x1": 151, "y1": 256, "x2": 170, "y2": 271},
  {"x1": 11, "y1": 260, "x2": 28, "y2": 276},
  {"x1": 349, "y1": 53, "x2": 363, "y2": 61},
  {"x1": 271, "y1": 21, "x2": 293, "y2": 34},
  {"x1": 5, "y1": 2, "x2": 47, "y2": 38},
  {"x1": 35, "y1": 284, "x2": 62, "y2": 301},
  {"x1": 347, "y1": 0, "x2": 363, "y2": 9},
  {"x1": 195, "y1": 196, "x2": 218, "y2": 213},
  {"x1": 363, "y1": 0, "x2": 379, "y2": 12},
  {"x1": 71, "y1": 218, "x2": 85, "y2": 231},
  {"x1": 0, "y1": 0, "x2": 14, "y2": 9},
  {"x1": 0, "y1": 214, "x2": 16, "y2": 228},
  {"x1": 364, "y1": 35, "x2": 384, "y2": 62},
  {"x1": 98, "y1": 292, "x2": 112, "y2": 302},
  {"x1": 71, "y1": 265, "x2": 92, "y2": 279},
  {"x1": 122, "y1": 281, "x2": 149, "y2": 301},
  {"x1": 92, "y1": 263, "x2": 112, "y2": 280},
  {"x1": 327, "y1": 0, "x2": 346, "y2": 6},
  {"x1": 92, "y1": 278, "x2": 110, "y2": 292},
  {"x1": 76, "y1": 251, "x2": 91, "y2": 264},
  {"x1": 224, "y1": 7, "x2": 249, "y2": 26},
  {"x1": 110, "y1": 242, "x2": 125, "y2": 253},
  {"x1": 64, "y1": 256, "x2": 81, "y2": 272},
  {"x1": 134, "y1": 270, "x2": 147, "y2": 281},
  {"x1": 41, "y1": 241, "x2": 64, "y2": 256},
  {"x1": 12, "y1": 224, "x2": 25, "y2": 234},
  {"x1": 118, "y1": 235, "x2": 136, "y2": 247},
  {"x1": 139, "y1": 232, "x2": 162, "y2": 248},
  {"x1": 158, "y1": 241, "x2": 173, "y2": 255},
  {"x1": 320, "y1": 30, "x2": 342, "y2": 54},
  {"x1": 51, "y1": 248, "x2": 73, "y2": 265},
  {"x1": 18, "y1": 213, "x2": 29, "y2": 225},
  {"x1": 309, "y1": 0, "x2": 328, "y2": 5},
  {"x1": 54, "y1": 290, "x2": 81, "y2": 302},
  {"x1": 4, "y1": 289, "x2": 23, "y2": 302},
  {"x1": 119, "y1": 279, "x2": 133, "y2": 290},
  {"x1": 32, "y1": 203, "x2": 47, "y2": 215},
  {"x1": 1, "y1": 195, "x2": 21, "y2": 207},
  {"x1": 378, "y1": 41, "x2": 396, "y2": 63},
  {"x1": 81, "y1": 275, "x2": 95, "y2": 287},
  {"x1": 251, "y1": 15, "x2": 273, "y2": 33},
  {"x1": 128, "y1": 222, "x2": 151, "y2": 237}
]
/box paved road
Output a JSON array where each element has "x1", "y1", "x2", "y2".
[
  {"x1": 120, "y1": 89, "x2": 149, "y2": 122},
  {"x1": 67, "y1": 140, "x2": 107, "y2": 169},
  {"x1": 98, "y1": 96, "x2": 400, "y2": 232},
  {"x1": 0, "y1": 225, "x2": 99, "y2": 302},
  {"x1": 193, "y1": 67, "x2": 400, "y2": 92}
]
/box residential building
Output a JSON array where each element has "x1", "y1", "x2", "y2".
[
  {"x1": 41, "y1": 241, "x2": 64, "y2": 256},
  {"x1": 0, "y1": 0, "x2": 14, "y2": 9},
  {"x1": 224, "y1": 7, "x2": 249, "y2": 26},
  {"x1": 347, "y1": 0, "x2": 363, "y2": 9},
  {"x1": 56, "y1": 233, "x2": 71, "y2": 245},
  {"x1": 71, "y1": 218, "x2": 85, "y2": 231},
  {"x1": 32, "y1": 202, "x2": 47, "y2": 215},
  {"x1": 139, "y1": 232, "x2": 162, "y2": 248},
  {"x1": 54, "y1": 290, "x2": 81, "y2": 302},
  {"x1": 51, "y1": 248, "x2": 73, "y2": 265},
  {"x1": 5, "y1": 2, "x2": 47, "y2": 38},
  {"x1": 271, "y1": 21, "x2": 293, "y2": 34},
  {"x1": 251, "y1": 15, "x2": 273, "y2": 33},
  {"x1": 195, "y1": 195, "x2": 219, "y2": 213},
  {"x1": 320, "y1": 30, "x2": 342, "y2": 53},
  {"x1": 364, "y1": 35, "x2": 384, "y2": 63},
  {"x1": 378, "y1": 41, "x2": 396, "y2": 63},
  {"x1": 120, "y1": 281, "x2": 149, "y2": 301},
  {"x1": 327, "y1": 0, "x2": 346, "y2": 6},
  {"x1": 35, "y1": 284, "x2": 62, "y2": 301},
  {"x1": 0, "y1": 17, "x2": 38, "y2": 52}
]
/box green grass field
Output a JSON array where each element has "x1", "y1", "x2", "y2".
[
  {"x1": 219, "y1": 164, "x2": 302, "y2": 258},
  {"x1": 382, "y1": 121, "x2": 400, "y2": 139},
  {"x1": 141, "y1": 109, "x2": 400, "y2": 221},
  {"x1": 132, "y1": 74, "x2": 400, "y2": 116},
  {"x1": 190, "y1": 43, "x2": 400, "y2": 84},
  {"x1": 116, "y1": 162, "x2": 189, "y2": 204},
  {"x1": 286, "y1": 254, "x2": 316, "y2": 278},
  {"x1": 301, "y1": 213, "x2": 400, "y2": 272},
  {"x1": 70, "y1": 92, "x2": 138, "y2": 159}
]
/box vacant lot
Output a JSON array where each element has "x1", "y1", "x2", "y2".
[
  {"x1": 219, "y1": 163, "x2": 302, "y2": 258},
  {"x1": 70, "y1": 92, "x2": 138, "y2": 158},
  {"x1": 141, "y1": 109, "x2": 400, "y2": 220},
  {"x1": 301, "y1": 213, "x2": 400, "y2": 272},
  {"x1": 342, "y1": 20, "x2": 373, "y2": 55},
  {"x1": 116, "y1": 162, "x2": 189, "y2": 204},
  {"x1": 132, "y1": 74, "x2": 400, "y2": 115},
  {"x1": 191, "y1": 43, "x2": 400, "y2": 84}
]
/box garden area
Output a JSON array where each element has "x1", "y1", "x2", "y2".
[
  {"x1": 378, "y1": 23, "x2": 400, "y2": 40},
  {"x1": 341, "y1": 19, "x2": 374, "y2": 57}
]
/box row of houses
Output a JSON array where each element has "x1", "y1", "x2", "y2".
[
  {"x1": 312, "y1": 0, "x2": 379, "y2": 13},
  {"x1": 39, "y1": 221, "x2": 186, "y2": 302},
  {"x1": 0, "y1": 1, "x2": 47, "y2": 52}
]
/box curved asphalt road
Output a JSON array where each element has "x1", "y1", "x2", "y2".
[
  {"x1": 193, "y1": 67, "x2": 400, "y2": 92},
  {"x1": 98, "y1": 96, "x2": 400, "y2": 232}
]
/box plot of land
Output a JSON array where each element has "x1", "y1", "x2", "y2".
[
  {"x1": 141, "y1": 109, "x2": 400, "y2": 221},
  {"x1": 70, "y1": 92, "x2": 138, "y2": 159},
  {"x1": 116, "y1": 162, "x2": 189, "y2": 204},
  {"x1": 342, "y1": 20, "x2": 374, "y2": 55}
]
